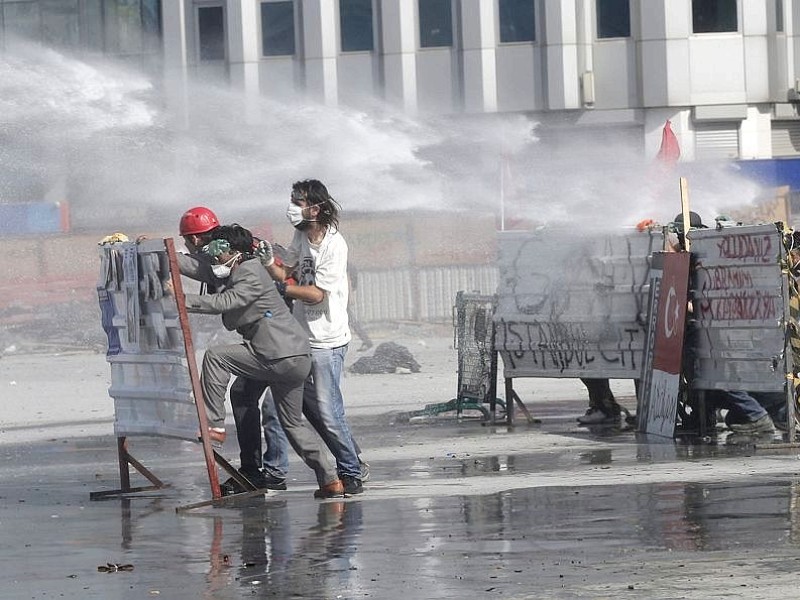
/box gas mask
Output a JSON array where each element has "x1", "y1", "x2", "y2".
[{"x1": 211, "y1": 253, "x2": 240, "y2": 279}]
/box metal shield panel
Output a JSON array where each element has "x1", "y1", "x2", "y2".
[
  {"x1": 688, "y1": 224, "x2": 789, "y2": 393},
  {"x1": 494, "y1": 227, "x2": 661, "y2": 379},
  {"x1": 97, "y1": 239, "x2": 199, "y2": 441}
]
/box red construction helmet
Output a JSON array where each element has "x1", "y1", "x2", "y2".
[{"x1": 179, "y1": 206, "x2": 220, "y2": 236}]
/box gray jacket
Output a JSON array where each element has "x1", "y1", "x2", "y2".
[{"x1": 177, "y1": 254, "x2": 309, "y2": 361}]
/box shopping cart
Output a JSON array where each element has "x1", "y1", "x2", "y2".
[{"x1": 410, "y1": 291, "x2": 505, "y2": 421}]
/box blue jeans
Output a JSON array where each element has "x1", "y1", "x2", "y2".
[
  {"x1": 261, "y1": 389, "x2": 290, "y2": 479},
  {"x1": 752, "y1": 391, "x2": 787, "y2": 426},
  {"x1": 710, "y1": 390, "x2": 768, "y2": 422},
  {"x1": 303, "y1": 344, "x2": 361, "y2": 479}
]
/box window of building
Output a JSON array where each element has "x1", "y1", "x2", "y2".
[
  {"x1": 499, "y1": 0, "x2": 535, "y2": 43},
  {"x1": 2, "y1": 2, "x2": 42, "y2": 45},
  {"x1": 692, "y1": 0, "x2": 737, "y2": 34},
  {"x1": 83, "y1": 1, "x2": 106, "y2": 52},
  {"x1": 39, "y1": 0, "x2": 81, "y2": 49},
  {"x1": 106, "y1": 0, "x2": 147, "y2": 55},
  {"x1": 1, "y1": 0, "x2": 162, "y2": 60},
  {"x1": 776, "y1": 0, "x2": 784, "y2": 32},
  {"x1": 197, "y1": 5, "x2": 225, "y2": 61},
  {"x1": 419, "y1": 0, "x2": 452, "y2": 48},
  {"x1": 142, "y1": 1, "x2": 162, "y2": 38},
  {"x1": 340, "y1": 0, "x2": 373, "y2": 52},
  {"x1": 261, "y1": 1, "x2": 295, "y2": 56},
  {"x1": 596, "y1": 0, "x2": 630, "y2": 39}
]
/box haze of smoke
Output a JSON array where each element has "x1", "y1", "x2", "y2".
[
  {"x1": 503, "y1": 128, "x2": 766, "y2": 230},
  {"x1": 0, "y1": 40, "x2": 764, "y2": 232}
]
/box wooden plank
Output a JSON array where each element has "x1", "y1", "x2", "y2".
[
  {"x1": 165, "y1": 238, "x2": 222, "y2": 500},
  {"x1": 680, "y1": 177, "x2": 692, "y2": 251}
]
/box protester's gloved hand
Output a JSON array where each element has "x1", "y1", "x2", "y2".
[{"x1": 255, "y1": 239, "x2": 275, "y2": 267}]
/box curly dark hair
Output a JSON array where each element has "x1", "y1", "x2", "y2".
[
  {"x1": 292, "y1": 179, "x2": 341, "y2": 230},
  {"x1": 210, "y1": 223, "x2": 254, "y2": 256}
]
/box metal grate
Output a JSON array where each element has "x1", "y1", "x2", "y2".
[
  {"x1": 454, "y1": 291, "x2": 497, "y2": 403},
  {"x1": 408, "y1": 291, "x2": 502, "y2": 421}
]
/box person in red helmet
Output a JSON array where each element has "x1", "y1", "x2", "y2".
[
  {"x1": 172, "y1": 224, "x2": 343, "y2": 498},
  {"x1": 177, "y1": 206, "x2": 292, "y2": 493},
  {"x1": 179, "y1": 206, "x2": 221, "y2": 253}
]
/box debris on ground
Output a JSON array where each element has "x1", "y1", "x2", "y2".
[
  {"x1": 348, "y1": 341, "x2": 421, "y2": 374},
  {"x1": 97, "y1": 563, "x2": 134, "y2": 573}
]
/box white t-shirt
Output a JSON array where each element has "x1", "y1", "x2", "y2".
[{"x1": 285, "y1": 227, "x2": 352, "y2": 348}]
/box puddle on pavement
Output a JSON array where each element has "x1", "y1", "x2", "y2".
[
  {"x1": 3, "y1": 436, "x2": 800, "y2": 598},
  {"x1": 394, "y1": 433, "x2": 795, "y2": 481},
  {"x1": 123, "y1": 479, "x2": 800, "y2": 597}
]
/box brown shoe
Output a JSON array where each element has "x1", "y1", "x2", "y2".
[{"x1": 314, "y1": 479, "x2": 344, "y2": 499}]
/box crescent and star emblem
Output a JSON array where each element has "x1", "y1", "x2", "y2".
[{"x1": 663, "y1": 286, "x2": 680, "y2": 338}]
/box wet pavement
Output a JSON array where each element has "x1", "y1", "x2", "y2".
[{"x1": 3, "y1": 407, "x2": 800, "y2": 600}]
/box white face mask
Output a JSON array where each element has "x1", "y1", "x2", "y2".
[
  {"x1": 211, "y1": 253, "x2": 240, "y2": 279},
  {"x1": 211, "y1": 264, "x2": 231, "y2": 278},
  {"x1": 286, "y1": 202, "x2": 306, "y2": 227}
]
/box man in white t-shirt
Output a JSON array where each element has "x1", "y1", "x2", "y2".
[{"x1": 261, "y1": 179, "x2": 365, "y2": 496}]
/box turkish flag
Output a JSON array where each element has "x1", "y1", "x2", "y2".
[{"x1": 656, "y1": 120, "x2": 681, "y2": 165}]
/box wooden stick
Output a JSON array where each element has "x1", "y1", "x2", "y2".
[
  {"x1": 680, "y1": 177, "x2": 692, "y2": 251},
  {"x1": 165, "y1": 238, "x2": 222, "y2": 500}
]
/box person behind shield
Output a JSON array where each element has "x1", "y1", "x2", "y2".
[
  {"x1": 173, "y1": 223, "x2": 345, "y2": 498},
  {"x1": 178, "y1": 206, "x2": 290, "y2": 492},
  {"x1": 670, "y1": 212, "x2": 775, "y2": 437},
  {"x1": 576, "y1": 219, "x2": 663, "y2": 427},
  {"x1": 577, "y1": 378, "x2": 623, "y2": 425},
  {"x1": 179, "y1": 206, "x2": 221, "y2": 255},
  {"x1": 747, "y1": 230, "x2": 800, "y2": 435}
]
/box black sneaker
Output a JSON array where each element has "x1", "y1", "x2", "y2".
[
  {"x1": 341, "y1": 474, "x2": 364, "y2": 496},
  {"x1": 239, "y1": 469, "x2": 286, "y2": 491},
  {"x1": 260, "y1": 472, "x2": 288, "y2": 491},
  {"x1": 237, "y1": 470, "x2": 263, "y2": 489}
]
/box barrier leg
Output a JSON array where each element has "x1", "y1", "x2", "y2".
[
  {"x1": 90, "y1": 437, "x2": 169, "y2": 500},
  {"x1": 503, "y1": 379, "x2": 539, "y2": 426}
]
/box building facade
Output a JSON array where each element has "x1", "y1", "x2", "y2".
[
  {"x1": 3, "y1": 1, "x2": 800, "y2": 162},
  {"x1": 152, "y1": 1, "x2": 800, "y2": 163},
  {"x1": 4, "y1": 1, "x2": 800, "y2": 188},
  {"x1": 0, "y1": 0, "x2": 162, "y2": 66},
  {"x1": 4, "y1": 1, "x2": 800, "y2": 319}
]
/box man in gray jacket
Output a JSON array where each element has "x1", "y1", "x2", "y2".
[{"x1": 175, "y1": 224, "x2": 345, "y2": 498}]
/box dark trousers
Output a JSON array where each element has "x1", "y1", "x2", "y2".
[
  {"x1": 230, "y1": 377, "x2": 268, "y2": 474},
  {"x1": 580, "y1": 378, "x2": 619, "y2": 414}
]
